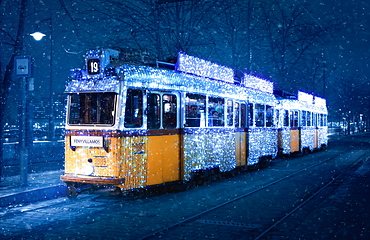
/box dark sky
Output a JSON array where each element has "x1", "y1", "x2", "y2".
[
  {"x1": 304, "y1": 0, "x2": 370, "y2": 78},
  {"x1": 4, "y1": 0, "x2": 370, "y2": 111}
]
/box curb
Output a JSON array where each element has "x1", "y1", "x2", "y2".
[{"x1": 0, "y1": 185, "x2": 67, "y2": 207}]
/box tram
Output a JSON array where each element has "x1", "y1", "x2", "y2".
[
  {"x1": 60, "y1": 49, "x2": 328, "y2": 197},
  {"x1": 275, "y1": 91, "x2": 328, "y2": 155}
]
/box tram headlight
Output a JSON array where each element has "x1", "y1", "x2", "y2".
[{"x1": 82, "y1": 164, "x2": 94, "y2": 176}]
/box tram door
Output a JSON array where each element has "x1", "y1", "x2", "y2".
[
  {"x1": 290, "y1": 110, "x2": 301, "y2": 152},
  {"x1": 235, "y1": 102, "x2": 248, "y2": 166},
  {"x1": 146, "y1": 91, "x2": 181, "y2": 185},
  {"x1": 313, "y1": 113, "x2": 319, "y2": 148}
]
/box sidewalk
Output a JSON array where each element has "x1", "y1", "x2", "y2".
[{"x1": 0, "y1": 170, "x2": 66, "y2": 207}]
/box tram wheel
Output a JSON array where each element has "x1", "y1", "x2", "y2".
[
  {"x1": 66, "y1": 185, "x2": 78, "y2": 199},
  {"x1": 113, "y1": 187, "x2": 122, "y2": 195}
]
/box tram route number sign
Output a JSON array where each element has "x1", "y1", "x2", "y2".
[
  {"x1": 70, "y1": 136, "x2": 104, "y2": 148},
  {"x1": 87, "y1": 58, "x2": 100, "y2": 75}
]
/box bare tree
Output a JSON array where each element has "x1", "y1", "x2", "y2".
[
  {"x1": 212, "y1": 0, "x2": 258, "y2": 70},
  {"x1": 65, "y1": 0, "x2": 222, "y2": 60},
  {"x1": 0, "y1": 0, "x2": 28, "y2": 180},
  {"x1": 257, "y1": 1, "x2": 335, "y2": 91},
  {"x1": 154, "y1": 0, "x2": 222, "y2": 59},
  {"x1": 296, "y1": 49, "x2": 337, "y2": 97}
]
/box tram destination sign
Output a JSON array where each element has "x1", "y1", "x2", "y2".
[{"x1": 70, "y1": 136, "x2": 104, "y2": 147}]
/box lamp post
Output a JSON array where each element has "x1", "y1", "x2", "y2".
[{"x1": 30, "y1": 15, "x2": 55, "y2": 142}]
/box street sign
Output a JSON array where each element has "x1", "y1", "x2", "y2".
[{"x1": 14, "y1": 56, "x2": 32, "y2": 77}]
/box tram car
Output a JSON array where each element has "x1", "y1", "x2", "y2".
[
  {"x1": 60, "y1": 49, "x2": 328, "y2": 197},
  {"x1": 275, "y1": 91, "x2": 328, "y2": 155}
]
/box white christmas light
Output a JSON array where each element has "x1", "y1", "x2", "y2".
[
  {"x1": 176, "y1": 52, "x2": 234, "y2": 83},
  {"x1": 298, "y1": 91, "x2": 314, "y2": 104},
  {"x1": 314, "y1": 96, "x2": 326, "y2": 109},
  {"x1": 243, "y1": 75, "x2": 274, "y2": 93}
]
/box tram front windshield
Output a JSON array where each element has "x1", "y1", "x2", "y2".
[{"x1": 68, "y1": 92, "x2": 116, "y2": 125}]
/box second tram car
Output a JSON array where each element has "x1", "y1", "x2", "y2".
[
  {"x1": 60, "y1": 49, "x2": 328, "y2": 197},
  {"x1": 276, "y1": 91, "x2": 328, "y2": 155}
]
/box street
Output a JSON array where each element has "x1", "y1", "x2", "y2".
[{"x1": 1, "y1": 134, "x2": 370, "y2": 239}]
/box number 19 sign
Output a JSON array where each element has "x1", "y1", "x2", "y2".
[{"x1": 87, "y1": 58, "x2": 100, "y2": 75}]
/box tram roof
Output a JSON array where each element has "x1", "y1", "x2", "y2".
[
  {"x1": 65, "y1": 64, "x2": 276, "y2": 105},
  {"x1": 278, "y1": 97, "x2": 327, "y2": 114},
  {"x1": 122, "y1": 65, "x2": 276, "y2": 104}
]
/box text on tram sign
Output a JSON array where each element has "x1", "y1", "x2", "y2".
[{"x1": 70, "y1": 136, "x2": 104, "y2": 147}]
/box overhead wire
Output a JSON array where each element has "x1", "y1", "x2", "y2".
[{"x1": 295, "y1": 0, "x2": 327, "y2": 32}]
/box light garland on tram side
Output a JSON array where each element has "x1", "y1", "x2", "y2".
[{"x1": 176, "y1": 52, "x2": 235, "y2": 84}]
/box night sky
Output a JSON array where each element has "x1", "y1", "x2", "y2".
[{"x1": 314, "y1": 0, "x2": 370, "y2": 77}]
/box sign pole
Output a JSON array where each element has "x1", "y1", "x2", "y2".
[
  {"x1": 14, "y1": 56, "x2": 31, "y2": 186},
  {"x1": 19, "y1": 76, "x2": 28, "y2": 186}
]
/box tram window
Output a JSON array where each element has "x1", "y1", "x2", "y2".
[
  {"x1": 301, "y1": 111, "x2": 307, "y2": 127},
  {"x1": 227, "y1": 100, "x2": 233, "y2": 127},
  {"x1": 275, "y1": 109, "x2": 280, "y2": 127},
  {"x1": 147, "y1": 93, "x2": 161, "y2": 129},
  {"x1": 68, "y1": 92, "x2": 116, "y2": 125},
  {"x1": 163, "y1": 94, "x2": 177, "y2": 128},
  {"x1": 185, "y1": 94, "x2": 205, "y2": 127},
  {"x1": 240, "y1": 103, "x2": 246, "y2": 127},
  {"x1": 255, "y1": 104, "x2": 265, "y2": 127},
  {"x1": 320, "y1": 114, "x2": 324, "y2": 127},
  {"x1": 124, "y1": 89, "x2": 143, "y2": 128},
  {"x1": 319, "y1": 114, "x2": 326, "y2": 127},
  {"x1": 307, "y1": 112, "x2": 312, "y2": 126},
  {"x1": 283, "y1": 110, "x2": 289, "y2": 127},
  {"x1": 266, "y1": 105, "x2": 274, "y2": 127},
  {"x1": 324, "y1": 114, "x2": 327, "y2": 126},
  {"x1": 208, "y1": 97, "x2": 224, "y2": 127},
  {"x1": 248, "y1": 103, "x2": 253, "y2": 126},
  {"x1": 235, "y1": 102, "x2": 240, "y2": 127},
  {"x1": 290, "y1": 111, "x2": 293, "y2": 127},
  {"x1": 313, "y1": 113, "x2": 317, "y2": 127},
  {"x1": 294, "y1": 111, "x2": 299, "y2": 127},
  {"x1": 291, "y1": 110, "x2": 299, "y2": 127}
]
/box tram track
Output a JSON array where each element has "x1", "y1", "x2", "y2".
[
  {"x1": 141, "y1": 149, "x2": 360, "y2": 240},
  {"x1": 254, "y1": 154, "x2": 368, "y2": 239}
]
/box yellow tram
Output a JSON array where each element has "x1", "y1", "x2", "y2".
[
  {"x1": 60, "y1": 49, "x2": 328, "y2": 197},
  {"x1": 276, "y1": 91, "x2": 328, "y2": 155}
]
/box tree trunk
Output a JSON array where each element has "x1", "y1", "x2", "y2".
[{"x1": 0, "y1": 0, "x2": 28, "y2": 181}]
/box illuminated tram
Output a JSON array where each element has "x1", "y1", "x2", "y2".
[
  {"x1": 60, "y1": 49, "x2": 328, "y2": 197},
  {"x1": 275, "y1": 91, "x2": 328, "y2": 155}
]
